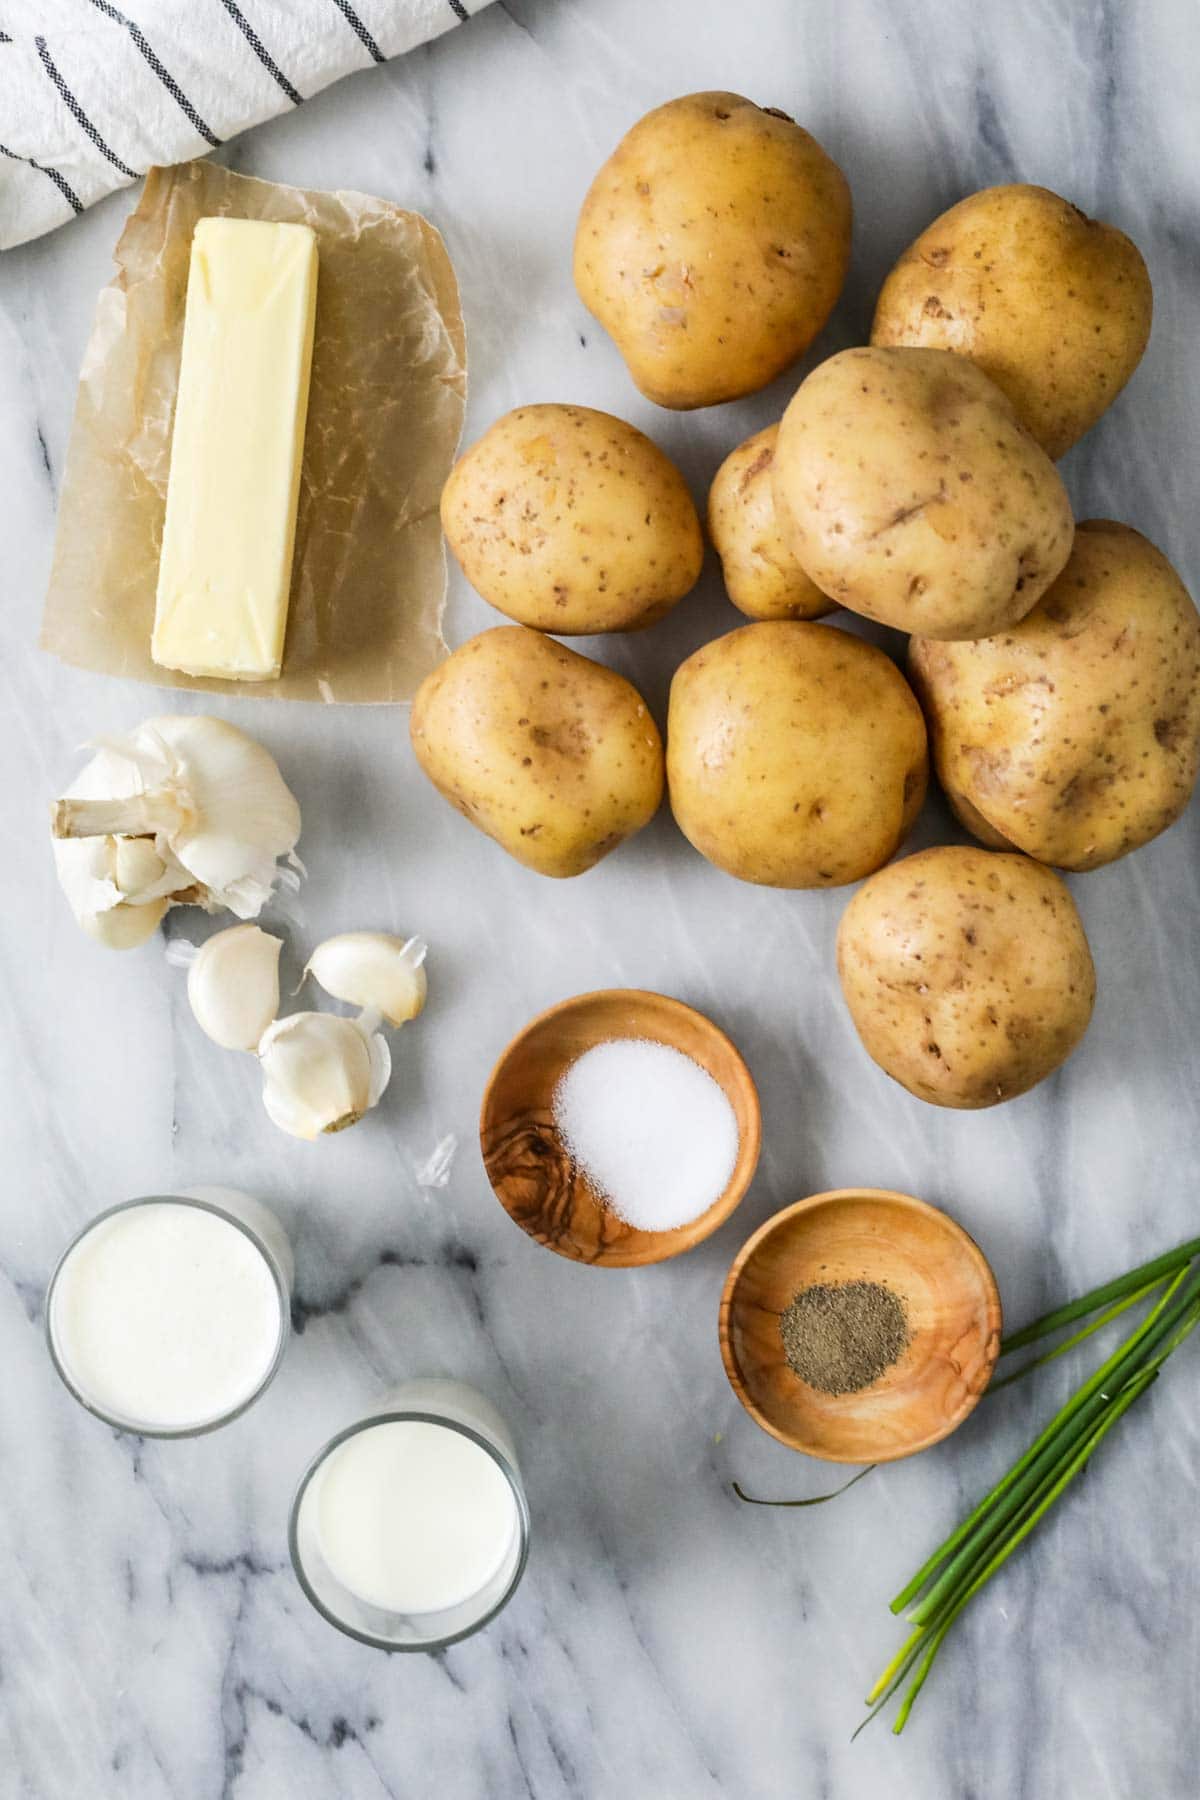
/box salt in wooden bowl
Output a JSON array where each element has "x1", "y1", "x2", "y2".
[{"x1": 479, "y1": 989, "x2": 761, "y2": 1267}]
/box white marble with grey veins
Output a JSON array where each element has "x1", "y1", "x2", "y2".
[{"x1": 2, "y1": 1, "x2": 1199, "y2": 1794}]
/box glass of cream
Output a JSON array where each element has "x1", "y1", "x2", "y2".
[
  {"x1": 289, "y1": 1378, "x2": 529, "y2": 1652},
  {"x1": 46, "y1": 1187, "x2": 293, "y2": 1437}
]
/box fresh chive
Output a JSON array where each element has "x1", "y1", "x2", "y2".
[
  {"x1": 889, "y1": 1263, "x2": 1196, "y2": 1615},
  {"x1": 987, "y1": 1274, "x2": 1166, "y2": 1393},
  {"x1": 732, "y1": 1465, "x2": 875, "y2": 1507},
  {"x1": 999, "y1": 1235, "x2": 1200, "y2": 1355},
  {"x1": 903, "y1": 1275, "x2": 1200, "y2": 1627},
  {"x1": 889, "y1": 1366, "x2": 1160, "y2": 1733},
  {"x1": 867, "y1": 1250, "x2": 1200, "y2": 1737}
]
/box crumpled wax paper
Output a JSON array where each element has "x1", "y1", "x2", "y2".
[{"x1": 40, "y1": 160, "x2": 466, "y2": 703}]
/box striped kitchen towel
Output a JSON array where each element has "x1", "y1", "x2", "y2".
[{"x1": 0, "y1": 0, "x2": 493, "y2": 250}]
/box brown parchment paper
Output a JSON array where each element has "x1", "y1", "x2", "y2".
[{"x1": 40, "y1": 161, "x2": 466, "y2": 703}]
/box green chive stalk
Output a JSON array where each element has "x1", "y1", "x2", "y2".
[
  {"x1": 986, "y1": 1274, "x2": 1165, "y2": 1393},
  {"x1": 864, "y1": 1238, "x2": 1200, "y2": 1736},
  {"x1": 893, "y1": 1262, "x2": 1200, "y2": 1621},
  {"x1": 998, "y1": 1235, "x2": 1200, "y2": 1354}
]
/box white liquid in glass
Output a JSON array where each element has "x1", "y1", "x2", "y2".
[
  {"x1": 313, "y1": 1420, "x2": 520, "y2": 1615},
  {"x1": 51, "y1": 1202, "x2": 282, "y2": 1430}
]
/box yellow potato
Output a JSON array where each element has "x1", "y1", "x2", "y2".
[
  {"x1": 574, "y1": 92, "x2": 851, "y2": 409},
  {"x1": 410, "y1": 627, "x2": 663, "y2": 877},
  {"x1": 837, "y1": 846, "x2": 1095, "y2": 1109},
  {"x1": 872, "y1": 184, "x2": 1152, "y2": 459},
  {"x1": 707, "y1": 425, "x2": 833, "y2": 620},
  {"x1": 440, "y1": 404, "x2": 702, "y2": 635},
  {"x1": 773, "y1": 346, "x2": 1074, "y2": 639},
  {"x1": 667, "y1": 621, "x2": 927, "y2": 887},
  {"x1": 910, "y1": 521, "x2": 1200, "y2": 870}
]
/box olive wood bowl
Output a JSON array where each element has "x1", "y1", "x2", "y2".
[
  {"x1": 480, "y1": 989, "x2": 761, "y2": 1267},
  {"x1": 719, "y1": 1188, "x2": 1001, "y2": 1462}
]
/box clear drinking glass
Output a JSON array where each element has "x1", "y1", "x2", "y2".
[
  {"x1": 45, "y1": 1186, "x2": 293, "y2": 1438},
  {"x1": 289, "y1": 1377, "x2": 530, "y2": 1652}
]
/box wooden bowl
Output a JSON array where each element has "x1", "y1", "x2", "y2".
[
  {"x1": 480, "y1": 990, "x2": 761, "y2": 1267},
  {"x1": 719, "y1": 1189, "x2": 1001, "y2": 1462}
]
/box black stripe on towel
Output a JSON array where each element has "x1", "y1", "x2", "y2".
[
  {"x1": 447, "y1": 0, "x2": 470, "y2": 20},
  {"x1": 87, "y1": 0, "x2": 222, "y2": 148},
  {"x1": 216, "y1": 0, "x2": 304, "y2": 105},
  {"x1": 329, "y1": 0, "x2": 385, "y2": 63},
  {"x1": 35, "y1": 35, "x2": 140, "y2": 178},
  {"x1": 0, "y1": 139, "x2": 84, "y2": 214}
]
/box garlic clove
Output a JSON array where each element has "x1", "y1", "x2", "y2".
[
  {"x1": 258, "y1": 1012, "x2": 389, "y2": 1140},
  {"x1": 114, "y1": 836, "x2": 168, "y2": 896},
  {"x1": 305, "y1": 932, "x2": 428, "y2": 1028},
  {"x1": 187, "y1": 924, "x2": 283, "y2": 1052},
  {"x1": 80, "y1": 896, "x2": 169, "y2": 950}
]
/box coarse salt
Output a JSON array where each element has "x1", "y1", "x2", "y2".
[{"x1": 552, "y1": 1037, "x2": 740, "y2": 1231}]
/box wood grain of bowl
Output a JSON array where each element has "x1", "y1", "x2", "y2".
[
  {"x1": 480, "y1": 989, "x2": 761, "y2": 1267},
  {"x1": 719, "y1": 1189, "x2": 1001, "y2": 1462}
]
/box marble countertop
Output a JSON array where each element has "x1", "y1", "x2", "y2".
[{"x1": 3, "y1": 1, "x2": 1199, "y2": 1794}]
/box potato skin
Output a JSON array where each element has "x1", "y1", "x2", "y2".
[
  {"x1": 910, "y1": 521, "x2": 1200, "y2": 871},
  {"x1": 773, "y1": 346, "x2": 1074, "y2": 639},
  {"x1": 836, "y1": 846, "x2": 1095, "y2": 1109},
  {"x1": 410, "y1": 627, "x2": 663, "y2": 878},
  {"x1": 440, "y1": 404, "x2": 702, "y2": 634},
  {"x1": 707, "y1": 425, "x2": 833, "y2": 620},
  {"x1": 667, "y1": 621, "x2": 927, "y2": 888},
  {"x1": 871, "y1": 184, "x2": 1152, "y2": 459},
  {"x1": 573, "y1": 92, "x2": 852, "y2": 410}
]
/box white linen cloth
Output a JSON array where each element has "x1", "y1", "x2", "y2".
[{"x1": 0, "y1": 0, "x2": 492, "y2": 249}]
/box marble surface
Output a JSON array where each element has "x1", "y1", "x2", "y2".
[{"x1": 3, "y1": 1, "x2": 1199, "y2": 1794}]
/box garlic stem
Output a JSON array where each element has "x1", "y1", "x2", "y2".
[{"x1": 52, "y1": 793, "x2": 181, "y2": 842}]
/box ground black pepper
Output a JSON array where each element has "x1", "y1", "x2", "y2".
[{"x1": 779, "y1": 1280, "x2": 911, "y2": 1395}]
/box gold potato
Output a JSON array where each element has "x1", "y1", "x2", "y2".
[
  {"x1": 410, "y1": 627, "x2": 663, "y2": 878},
  {"x1": 707, "y1": 425, "x2": 832, "y2": 621},
  {"x1": 773, "y1": 346, "x2": 1074, "y2": 639},
  {"x1": 667, "y1": 621, "x2": 927, "y2": 888},
  {"x1": 440, "y1": 404, "x2": 702, "y2": 634},
  {"x1": 573, "y1": 92, "x2": 852, "y2": 409},
  {"x1": 837, "y1": 846, "x2": 1095, "y2": 1109},
  {"x1": 871, "y1": 184, "x2": 1152, "y2": 459},
  {"x1": 910, "y1": 521, "x2": 1200, "y2": 871}
]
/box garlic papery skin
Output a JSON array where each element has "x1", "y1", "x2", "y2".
[
  {"x1": 187, "y1": 924, "x2": 283, "y2": 1052},
  {"x1": 51, "y1": 716, "x2": 301, "y2": 931},
  {"x1": 305, "y1": 933, "x2": 428, "y2": 1028},
  {"x1": 258, "y1": 1013, "x2": 391, "y2": 1141}
]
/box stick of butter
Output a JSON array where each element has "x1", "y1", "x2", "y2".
[{"x1": 151, "y1": 217, "x2": 319, "y2": 682}]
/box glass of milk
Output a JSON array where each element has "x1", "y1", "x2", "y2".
[
  {"x1": 289, "y1": 1377, "x2": 530, "y2": 1651},
  {"x1": 46, "y1": 1186, "x2": 293, "y2": 1437}
]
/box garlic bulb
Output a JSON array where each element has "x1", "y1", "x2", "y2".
[
  {"x1": 51, "y1": 716, "x2": 301, "y2": 944},
  {"x1": 258, "y1": 1012, "x2": 391, "y2": 1140},
  {"x1": 187, "y1": 924, "x2": 283, "y2": 1052},
  {"x1": 305, "y1": 932, "x2": 428, "y2": 1028}
]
